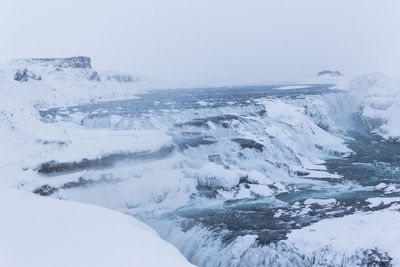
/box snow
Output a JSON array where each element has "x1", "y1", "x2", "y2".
[
  {"x1": 350, "y1": 74, "x2": 400, "y2": 141},
  {"x1": 197, "y1": 101, "x2": 208, "y2": 106},
  {"x1": 2, "y1": 57, "x2": 400, "y2": 266},
  {"x1": 286, "y1": 206, "x2": 400, "y2": 265},
  {"x1": 276, "y1": 85, "x2": 311, "y2": 90},
  {"x1": 0, "y1": 59, "x2": 194, "y2": 267},
  {"x1": 366, "y1": 197, "x2": 400, "y2": 208},
  {"x1": 246, "y1": 170, "x2": 272, "y2": 185},
  {"x1": 302, "y1": 72, "x2": 400, "y2": 142},
  {"x1": 303, "y1": 198, "x2": 337, "y2": 206},
  {"x1": 229, "y1": 235, "x2": 258, "y2": 265},
  {"x1": 0, "y1": 189, "x2": 194, "y2": 267},
  {"x1": 34, "y1": 128, "x2": 172, "y2": 165}
]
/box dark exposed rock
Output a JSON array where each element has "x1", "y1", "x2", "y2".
[
  {"x1": 177, "y1": 115, "x2": 240, "y2": 129},
  {"x1": 208, "y1": 154, "x2": 230, "y2": 169},
  {"x1": 174, "y1": 136, "x2": 216, "y2": 150},
  {"x1": 14, "y1": 68, "x2": 42, "y2": 82},
  {"x1": 61, "y1": 177, "x2": 94, "y2": 189},
  {"x1": 296, "y1": 171, "x2": 310, "y2": 176},
  {"x1": 195, "y1": 185, "x2": 219, "y2": 198},
  {"x1": 359, "y1": 248, "x2": 392, "y2": 267},
  {"x1": 13, "y1": 56, "x2": 92, "y2": 69},
  {"x1": 33, "y1": 184, "x2": 58, "y2": 196},
  {"x1": 231, "y1": 138, "x2": 264, "y2": 151},
  {"x1": 38, "y1": 139, "x2": 69, "y2": 147},
  {"x1": 33, "y1": 176, "x2": 120, "y2": 196},
  {"x1": 104, "y1": 73, "x2": 139, "y2": 83},
  {"x1": 317, "y1": 70, "x2": 343, "y2": 77},
  {"x1": 88, "y1": 71, "x2": 101, "y2": 81},
  {"x1": 208, "y1": 154, "x2": 224, "y2": 165},
  {"x1": 258, "y1": 109, "x2": 267, "y2": 116},
  {"x1": 37, "y1": 146, "x2": 174, "y2": 174}
]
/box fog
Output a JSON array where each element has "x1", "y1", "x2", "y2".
[{"x1": 1, "y1": 0, "x2": 399, "y2": 85}]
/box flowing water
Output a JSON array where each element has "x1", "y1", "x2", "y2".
[{"x1": 39, "y1": 84, "x2": 400, "y2": 266}]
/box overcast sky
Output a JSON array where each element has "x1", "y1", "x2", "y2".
[{"x1": 1, "y1": 0, "x2": 399, "y2": 85}]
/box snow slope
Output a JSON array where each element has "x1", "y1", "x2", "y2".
[
  {"x1": 0, "y1": 58, "x2": 147, "y2": 109},
  {"x1": 0, "y1": 58, "x2": 194, "y2": 267},
  {"x1": 286, "y1": 204, "x2": 400, "y2": 266},
  {"x1": 0, "y1": 189, "x2": 194, "y2": 267}
]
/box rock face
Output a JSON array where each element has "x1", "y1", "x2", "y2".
[
  {"x1": 13, "y1": 56, "x2": 92, "y2": 69},
  {"x1": 317, "y1": 70, "x2": 343, "y2": 77},
  {"x1": 10, "y1": 56, "x2": 140, "y2": 83},
  {"x1": 14, "y1": 68, "x2": 42, "y2": 82},
  {"x1": 88, "y1": 71, "x2": 101, "y2": 81}
]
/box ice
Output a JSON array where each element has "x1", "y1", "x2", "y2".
[
  {"x1": 197, "y1": 101, "x2": 208, "y2": 106},
  {"x1": 276, "y1": 85, "x2": 312, "y2": 90},
  {"x1": 349, "y1": 73, "x2": 400, "y2": 141},
  {"x1": 303, "y1": 198, "x2": 337, "y2": 206},
  {"x1": 366, "y1": 197, "x2": 400, "y2": 208}
]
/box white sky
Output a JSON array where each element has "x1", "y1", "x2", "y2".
[{"x1": 1, "y1": 0, "x2": 399, "y2": 85}]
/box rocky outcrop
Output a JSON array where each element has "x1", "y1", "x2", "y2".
[
  {"x1": 317, "y1": 70, "x2": 343, "y2": 77},
  {"x1": 11, "y1": 57, "x2": 142, "y2": 83},
  {"x1": 14, "y1": 68, "x2": 42, "y2": 82},
  {"x1": 103, "y1": 72, "x2": 140, "y2": 83},
  {"x1": 12, "y1": 56, "x2": 92, "y2": 69},
  {"x1": 88, "y1": 71, "x2": 101, "y2": 81}
]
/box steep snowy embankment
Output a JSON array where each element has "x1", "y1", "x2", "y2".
[
  {"x1": 349, "y1": 73, "x2": 400, "y2": 141},
  {"x1": 305, "y1": 72, "x2": 400, "y2": 142},
  {"x1": 0, "y1": 189, "x2": 194, "y2": 267},
  {"x1": 0, "y1": 58, "x2": 194, "y2": 267}
]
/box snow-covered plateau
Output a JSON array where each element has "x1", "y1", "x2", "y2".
[{"x1": 1, "y1": 57, "x2": 400, "y2": 266}]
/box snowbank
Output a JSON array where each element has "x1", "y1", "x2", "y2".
[
  {"x1": 286, "y1": 205, "x2": 400, "y2": 266},
  {"x1": 0, "y1": 189, "x2": 193, "y2": 267}
]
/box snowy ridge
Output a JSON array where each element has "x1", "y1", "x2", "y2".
[
  {"x1": 0, "y1": 57, "x2": 151, "y2": 109},
  {"x1": 11, "y1": 56, "x2": 93, "y2": 69}
]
